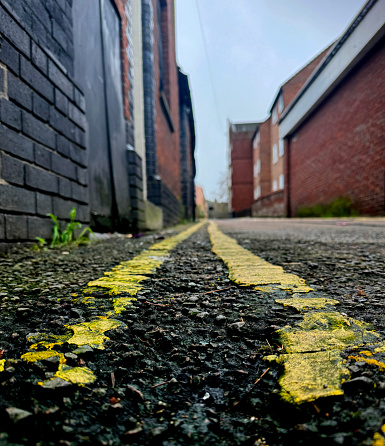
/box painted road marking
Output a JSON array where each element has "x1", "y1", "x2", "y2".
[
  {"x1": 85, "y1": 221, "x2": 206, "y2": 314},
  {"x1": 8, "y1": 222, "x2": 206, "y2": 387},
  {"x1": 208, "y1": 222, "x2": 384, "y2": 404},
  {"x1": 208, "y1": 221, "x2": 312, "y2": 293}
]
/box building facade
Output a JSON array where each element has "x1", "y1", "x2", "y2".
[
  {"x1": 142, "y1": 0, "x2": 184, "y2": 227},
  {"x1": 251, "y1": 46, "x2": 331, "y2": 217},
  {"x1": 228, "y1": 122, "x2": 259, "y2": 217},
  {"x1": 280, "y1": 0, "x2": 385, "y2": 217},
  {"x1": 0, "y1": 0, "x2": 89, "y2": 248},
  {"x1": 0, "y1": 0, "x2": 196, "y2": 248},
  {"x1": 195, "y1": 185, "x2": 208, "y2": 219},
  {"x1": 178, "y1": 68, "x2": 196, "y2": 221}
]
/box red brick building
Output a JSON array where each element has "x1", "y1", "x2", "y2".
[
  {"x1": 142, "y1": 0, "x2": 189, "y2": 227},
  {"x1": 252, "y1": 46, "x2": 331, "y2": 217},
  {"x1": 228, "y1": 122, "x2": 260, "y2": 216},
  {"x1": 280, "y1": 0, "x2": 385, "y2": 216}
]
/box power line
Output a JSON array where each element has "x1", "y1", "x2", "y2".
[{"x1": 194, "y1": 0, "x2": 223, "y2": 131}]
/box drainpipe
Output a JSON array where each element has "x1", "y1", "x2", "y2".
[{"x1": 285, "y1": 137, "x2": 291, "y2": 218}]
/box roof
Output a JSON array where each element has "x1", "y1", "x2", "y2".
[
  {"x1": 230, "y1": 122, "x2": 260, "y2": 133},
  {"x1": 268, "y1": 43, "x2": 334, "y2": 113},
  {"x1": 280, "y1": 0, "x2": 384, "y2": 137}
]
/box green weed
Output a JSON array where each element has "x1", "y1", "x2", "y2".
[
  {"x1": 34, "y1": 208, "x2": 94, "y2": 249},
  {"x1": 296, "y1": 197, "x2": 359, "y2": 218}
]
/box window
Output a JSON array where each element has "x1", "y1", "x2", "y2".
[
  {"x1": 254, "y1": 185, "x2": 261, "y2": 200},
  {"x1": 253, "y1": 131, "x2": 260, "y2": 149},
  {"x1": 279, "y1": 139, "x2": 284, "y2": 157},
  {"x1": 272, "y1": 144, "x2": 278, "y2": 164},
  {"x1": 279, "y1": 174, "x2": 285, "y2": 190},
  {"x1": 254, "y1": 159, "x2": 261, "y2": 177},
  {"x1": 272, "y1": 180, "x2": 278, "y2": 192},
  {"x1": 157, "y1": 0, "x2": 170, "y2": 102},
  {"x1": 272, "y1": 108, "x2": 277, "y2": 125},
  {"x1": 278, "y1": 93, "x2": 284, "y2": 113}
]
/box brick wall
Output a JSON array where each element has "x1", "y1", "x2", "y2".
[
  {"x1": 252, "y1": 190, "x2": 285, "y2": 217},
  {"x1": 253, "y1": 118, "x2": 271, "y2": 199},
  {"x1": 114, "y1": 0, "x2": 144, "y2": 229},
  {"x1": 0, "y1": 1, "x2": 88, "y2": 247},
  {"x1": 153, "y1": 0, "x2": 181, "y2": 224},
  {"x1": 142, "y1": 0, "x2": 181, "y2": 226},
  {"x1": 179, "y1": 69, "x2": 196, "y2": 221},
  {"x1": 287, "y1": 37, "x2": 385, "y2": 216},
  {"x1": 230, "y1": 126, "x2": 257, "y2": 215},
  {"x1": 281, "y1": 46, "x2": 331, "y2": 113}
]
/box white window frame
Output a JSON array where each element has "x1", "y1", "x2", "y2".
[
  {"x1": 279, "y1": 174, "x2": 285, "y2": 190},
  {"x1": 272, "y1": 144, "x2": 278, "y2": 164},
  {"x1": 279, "y1": 139, "x2": 284, "y2": 157},
  {"x1": 272, "y1": 180, "x2": 278, "y2": 192},
  {"x1": 254, "y1": 185, "x2": 261, "y2": 200},
  {"x1": 253, "y1": 131, "x2": 260, "y2": 149},
  {"x1": 272, "y1": 108, "x2": 277, "y2": 125},
  {"x1": 278, "y1": 93, "x2": 284, "y2": 113}
]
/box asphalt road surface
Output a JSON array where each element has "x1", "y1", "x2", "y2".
[{"x1": 1, "y1": 218, "x2": 385, "y2": 446}]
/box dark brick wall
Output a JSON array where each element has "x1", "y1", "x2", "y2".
[
  {"x1": 286, "y1": 37, "x2": 385, "y2": 217},
  {"x1": 179, "y1": 69, "x2": 196, "y2": 221},
  {"x1": 0, "y1": 1, "x2": 88, "y2": 245},
  {"x1": 1, "y1": 0, "x2": 74, "y2": 75}
]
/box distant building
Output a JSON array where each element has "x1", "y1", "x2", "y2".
[
  {"x1": 207, "y1": 200, "x2": 229, "y2": 219},
  {"x1": 228, "y1": 122, "x2": 260, "y2": 217},
  {"x1": 280, "y1": 0, "x2": 385, "y2": 216},
  {"x1": 195, "y1": 186, "x2": 208, "y2": 218},
  {"x1": 252, "y1": 118, "x2": 281, "y2": 216}
]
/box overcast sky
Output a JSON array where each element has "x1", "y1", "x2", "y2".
[{"x1": 175, "y1": 0, "x2": 366, "y2": 201}]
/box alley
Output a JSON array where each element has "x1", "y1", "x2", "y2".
[{"x1": 1, "y1": 219, "x2": 385, "y2": 445}]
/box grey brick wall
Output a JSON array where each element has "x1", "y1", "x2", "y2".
[{"x1": 0, "y1": 1, "x2": 89, "y2": 245}]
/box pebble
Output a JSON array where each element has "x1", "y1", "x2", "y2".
[
  {"x1": 41, "y1": 377, "x2": 71, "y2": 389},
  {"x1": 6, "y1": 407, "x2": 33, "y2": 423},
  {"x1": 215, "y1": 315, "x2": 226, "y2": 324}
]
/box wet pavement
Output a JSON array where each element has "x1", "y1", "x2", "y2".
[{"x1": 1, "y1": 218, "x2": 385, "y2": 445}]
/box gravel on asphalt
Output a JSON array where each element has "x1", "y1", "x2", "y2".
[{"x1": 0, "y1": 219, "x2": 385, "y2": 445}]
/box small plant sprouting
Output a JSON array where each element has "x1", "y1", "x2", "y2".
[
  {"x1": 33, "y1": 237, "x2": 48, "y2": 251},
  {"x1": 47, "y1": 207, "x2": 94, "y2": 248},
  {"x1": 33, "y1": 208, "x2": 94, "y2": 250}
]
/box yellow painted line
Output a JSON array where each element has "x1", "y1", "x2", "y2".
[
  {"x1": 85, "y1": 221, "x2": 205, "y2": 313},
  {"x1": 208, "y1": 222, "x2": 312, "y2": 293},
  {"x1": 209, "y1": 222, "x2": 383, "y2": 404},
  {"x1": 275, "y1": 297, "x2": 339, "y2": 311},
  {"x1": 12, "y1": 222, "x2": 206, "y2": 386},
  {"x1": 372, "y1": 425, "x2": 385, "y2": 446}
]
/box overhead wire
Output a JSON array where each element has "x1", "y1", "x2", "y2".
[{"x1": 194, "y1": 0, "x2": 223, "y2": 131}]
